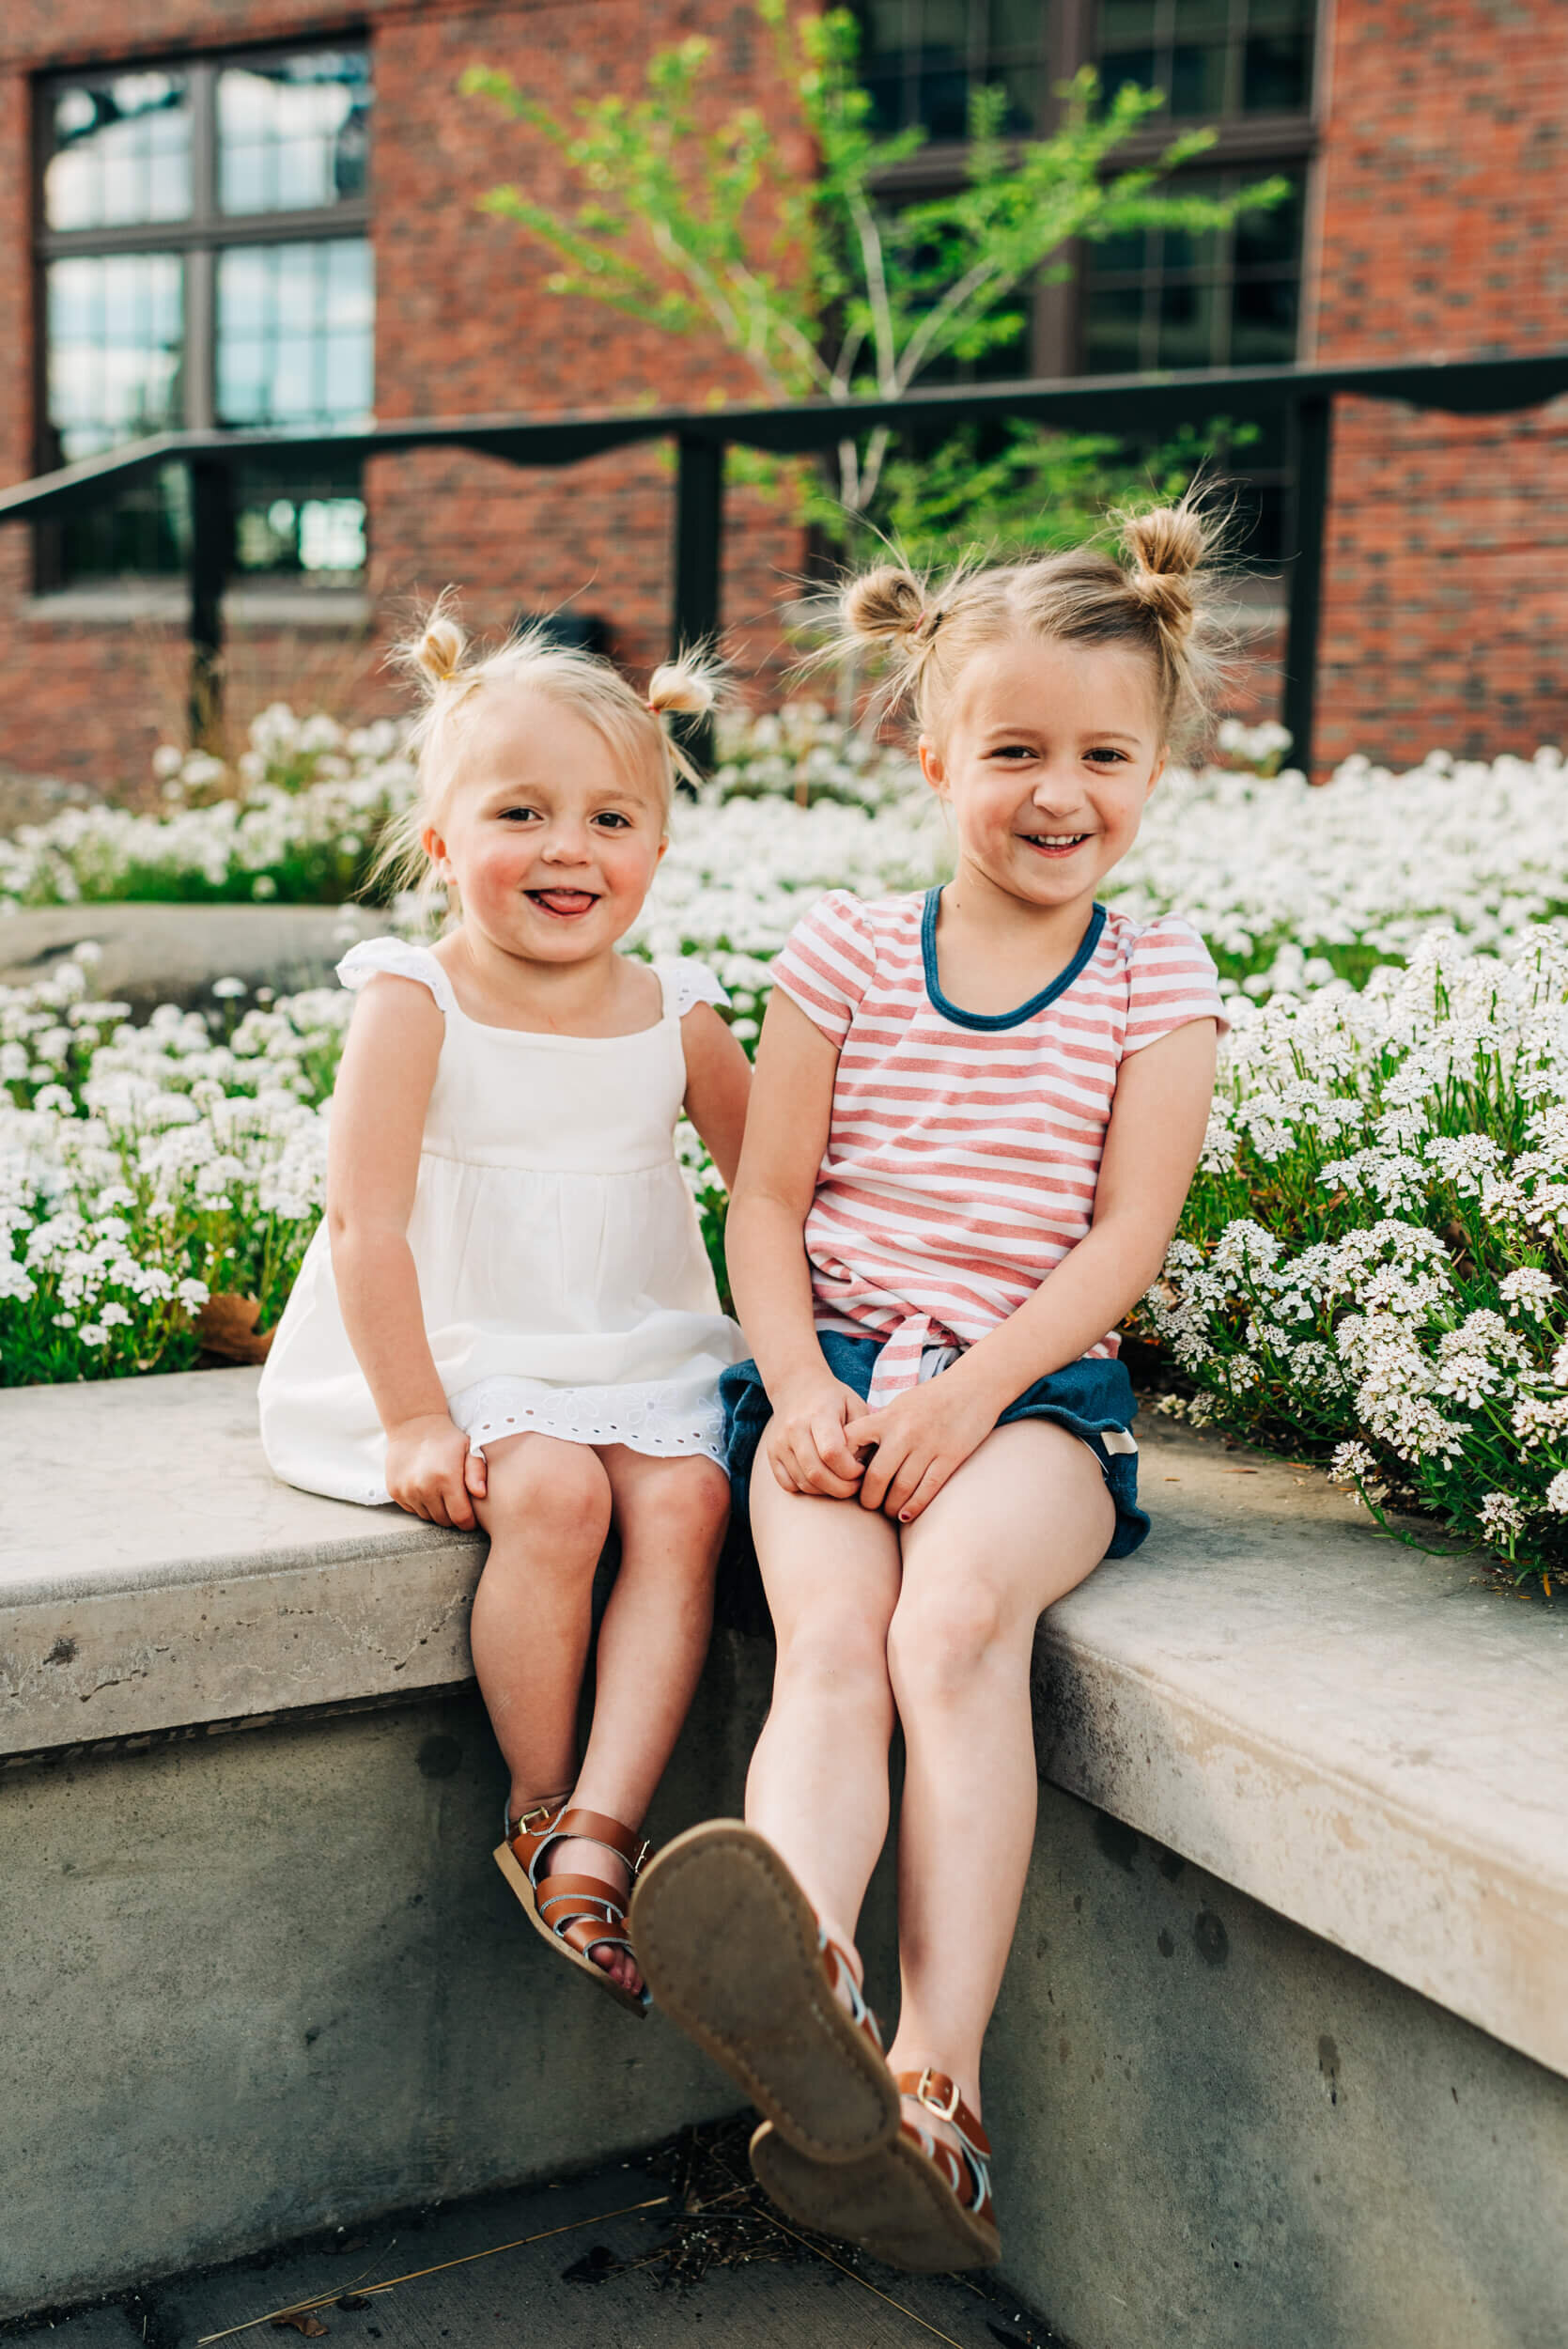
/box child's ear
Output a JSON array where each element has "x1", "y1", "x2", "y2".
[
  {"x1": 918, "y1": 734, "x2": 949, "y2": 797},
  {"x1": 1144, "y1": 748, "x2": 1168, "y2": 800},
  {"x1": 421, "y1": 821, "x2": 451, "y2": 873}
]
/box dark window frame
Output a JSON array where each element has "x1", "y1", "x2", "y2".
[{"x1": 30, "y1": 38, "x2": 372, "y2": 591}]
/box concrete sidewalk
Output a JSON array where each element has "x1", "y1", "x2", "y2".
[{"x1": 3, "y1": 2119, "x2": 1061, "y2": 2349}]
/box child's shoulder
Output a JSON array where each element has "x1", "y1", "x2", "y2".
[
  {"x1": 1095, "y1": 904, "x2": 1215, "y2": 970},
  {"x1": 336, "y1": 937, "x2": 458, "y2": 1017},
  {"x1": 788, "y1": 887, "x2": 926, "y2": 952}
]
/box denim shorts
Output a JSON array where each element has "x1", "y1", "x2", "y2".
[{"x1": 715, "y1": 1330, "x2": 1148, "y2": 1632}]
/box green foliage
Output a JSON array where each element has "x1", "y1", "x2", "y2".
[{"x1": 463, "y1": 6, "x2": 1286, "y2": 533}]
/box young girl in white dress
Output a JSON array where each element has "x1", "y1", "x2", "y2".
[{"x1": 259, "y1": 601, "x2": 750, "y2": 2015}]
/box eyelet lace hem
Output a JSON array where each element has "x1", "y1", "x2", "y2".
[{"x1": 449, "y1": 1374, "x2": 727, "y2": 1466}]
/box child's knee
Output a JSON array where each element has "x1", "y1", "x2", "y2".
[
  {"x1": 887, "y1": 1576, "x2": 1009, "y2": 1703},
  {"x1": 776, "y1": 1607, "x2": 893, "y2": 1703},
  {"x1": 628, "y1": 1455, "x2": 732, "y2": 1546},
  {"x1": 485, "y1": 1437, "x2": 613, "y2": 1550}
]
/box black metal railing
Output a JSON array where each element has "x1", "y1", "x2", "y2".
[{"x1": 5, "y1": 350, "x2": 1566, "y2": 772}]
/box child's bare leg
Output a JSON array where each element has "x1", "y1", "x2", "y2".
[
  {"x1": 745, "y1": 1470, "x2": 903, "y2": 1973},
  {"x1": 470, "y1": 1430, "x2": 612, "y2": 1813},
  {"x1": 573, "y1": 1447, "x2": 730, "y2": 1825},
  {"x1": 885, "y1": 1421, "x2": 1114, "y2": 2139},
  {"x1": 563, "y1": 1446, "x2": 730, "y2": 1996}
]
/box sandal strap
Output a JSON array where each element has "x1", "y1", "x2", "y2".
[
  {"x1": 818, "y1": 1929, "x2": 885, "y2": 2053},
  {"x1": 536, "y1": 1870, "x2": 631, "y2": 1920},
  {"x1": 894, "y1": 2067, "x2": 990, "y2": 2156},
  {"x1": 557, "y1": 1911, "x2": 634, "y2": 1965},
  {"x1": 894, "y1": 2070, "x2": 996, "y2": 2227},
  {"x1": 529, "y1": 1806, "x2": 651, "y2": 1884}
]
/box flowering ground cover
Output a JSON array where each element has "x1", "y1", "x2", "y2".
[{"x1": 4, "y1": 704, "x2": 1567, "y2": 1592}]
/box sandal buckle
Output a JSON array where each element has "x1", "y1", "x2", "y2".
[{"x1": 915, "y1": 2067, "x2": 960, "y2": 2122}]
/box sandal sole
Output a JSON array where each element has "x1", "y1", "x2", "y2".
[
  {"x1": 749, "y1": 2119, "x2": 1001, "y2": 2273},
  {"x1": 493, "y1": 1840, "x2": 649, "y2": 2020},
  {"x1": 629, "y1": 1820, "x2": 898, "y2": 2164}
]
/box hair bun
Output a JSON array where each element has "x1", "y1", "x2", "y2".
[
  {"x1": 1118, "y1": 501, "x2": 1214, "y2": 640},
  {"x1": 843, "y1": 566, "x2": 932, "y2": 648},
  {"x1": 387, "y1": 591, "x2": 471, "y2": 694},
  {"x1": 646, "y1": 656, "x2": 717, "y2": 719}
]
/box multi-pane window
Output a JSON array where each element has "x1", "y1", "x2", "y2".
[
  {"x1": 1097, "y1": 0, "x2": 1315, "y2": 118},
  {"x1": 36, "y1": 48, "x2": 372, "y2": 588},
  {"x1": 856, "y1": 1, "x2": 1053, "y2": 138},
  {"x1": 1082, "y1": 166, "x2": 1306, "y2": 373}
]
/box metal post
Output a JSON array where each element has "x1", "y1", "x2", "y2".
[
  {"x1": 672, "y1": 432, "x2": 722, "y2": 773},
  {"x1": 188, "y1": 456, "x2": 229, "y2": 746},
  {"x1": 1281, "y1": 394, "x2": 1332, "y2": 780}
]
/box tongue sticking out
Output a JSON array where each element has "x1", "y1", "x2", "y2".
[{"x1": 532, "y1": 889, "x2": 597, "y2": 915}]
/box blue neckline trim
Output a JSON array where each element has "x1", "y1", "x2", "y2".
[{"x1": 921, "y1": 886, "x2": 1107, "y2": 1031}]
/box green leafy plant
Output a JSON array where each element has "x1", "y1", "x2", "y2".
[{"x1": 463, "y1": 4, "x2": 1285, "y2": 548}]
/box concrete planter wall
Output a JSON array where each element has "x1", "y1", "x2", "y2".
[{"x1": 3, "y1": 1369, "x2": 1566, "y2": 2346}]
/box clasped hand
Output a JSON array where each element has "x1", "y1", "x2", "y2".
[
  {"x1": 764, "y1": 1370, "x2": 1000, "y2": 1523},
  {"x1": 385, "y1": 1411, "x2": 488, "y2": 1529}
]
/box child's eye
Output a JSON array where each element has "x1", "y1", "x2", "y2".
[
  {"x1": 592, "y1": 811, "x2": 633, "y2": 831},
  {"x1": 497, "y1": 805, "x2": 540, "y2": 823},
  {"x1": 987, "y1": 743, "x2": 1035, "y2": 760},
  {"x1": 1085, "y1": 747, "x2": 1130, "y2": 766}
]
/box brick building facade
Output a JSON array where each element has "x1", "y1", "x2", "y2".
[{"x1": 0, "y1": 0, "x2": 1562, "y2": 786}]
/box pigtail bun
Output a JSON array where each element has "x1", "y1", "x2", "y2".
[
  {"x1": 843, "y1": 565, "x2": 932, "y2": 649},
  {"x1": 646, "y1": 654, "x2": 718, "y2": 719},
  {"x1": 388, "y1": 590, "x2": 472, "y2": 698},
  {"x1": 1116, "y1": 498, "x2": 1215, "y2": 643}
]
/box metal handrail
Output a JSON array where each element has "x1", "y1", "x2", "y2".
[{"x1": 6, "y1": 350, "x2": 1566, "y2": 770}]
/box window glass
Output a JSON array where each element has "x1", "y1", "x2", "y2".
[
  {"x1": 216, "y1": 239, "x2": 374, "y2": 428},
  {"x1": 46, "y1": 253, "x2": 184, "y2": 459},
  {"x1": 1096, "y1": 0, "x2": 1315, "y2": 117},
  {"x1": 1082, "y1": 163, "x2": 1304, "y2": 374},
  {"x1": 45, "y1": 72, "x2": 192, "y2": 231},
  {"x1": 852, "y1": 0, "x2": 1051, "y2": 135},
  {"x1": 218, "y1": 51, "x2": 371, "y2": 214}
]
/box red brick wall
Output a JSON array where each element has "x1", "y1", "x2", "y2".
[
  {"x1": 1309, "y1": 0, "x2": 1568, "y2": 770},
  {"x1": 0, "y1": 0, "x2": 805, "y2": 787},
  {"x1": 3, "y1": 0, "x2": 1567, "y2": 784}
]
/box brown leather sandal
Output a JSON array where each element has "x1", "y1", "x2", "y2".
[
  {"x1": 749, "y1": 2066, "x2": 1001, "y2": 2271},
  {"x1": 628, "y1": 1819, "x2": 899, "y2": 2163},
  {"x1": 493, "y1": 1796, "x2": 652, "y2": 2019}
]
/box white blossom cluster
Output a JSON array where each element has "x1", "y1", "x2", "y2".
[
  {"x1": 0, "y1": 947, "x2": 343, "y2": 1382},
  {"x1": 1137, "y1": 926, "x2": 1568, "y2": 1580}
]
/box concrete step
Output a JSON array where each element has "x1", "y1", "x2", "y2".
[{"x1": 7, "y1": 2119, "x2": 1057, "y2": 2349}]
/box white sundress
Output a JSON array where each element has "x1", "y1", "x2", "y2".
[{"x1": 257, "y1": 939, "x2": 743, "y2": 1507}]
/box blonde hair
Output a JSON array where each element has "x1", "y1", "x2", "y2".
[
  {"x1": 370, "y1": 592, "x2": 717, "y2": 906},
  {"x1": 836, "y1": 495, "x2": 1231, "y2": 757}
]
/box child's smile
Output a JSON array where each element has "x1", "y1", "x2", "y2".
[{"x1": 920, "y1": 636, "x2": 1166, "y2": 916}]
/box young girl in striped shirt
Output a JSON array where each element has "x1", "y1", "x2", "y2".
[{"x1": 631, "y1": 499, "x2": 1228, "y2": 2269}]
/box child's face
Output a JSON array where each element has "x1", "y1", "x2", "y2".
[
  {"x1": 424, "y1": 685, "x2": 667, "y2": 962},
  {"x1": 919, "y1": 634, "x2": 1166, "y2": 910}
]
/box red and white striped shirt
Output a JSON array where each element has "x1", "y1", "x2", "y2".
[{"x1": 771, "y1": 887, "x2": 1225, "y2": 1409}]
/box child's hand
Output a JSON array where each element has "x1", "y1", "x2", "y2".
[
  {"x1": 844, "y1": 1377, "x2": 1001, "y2": 1523},
  {"x1": 763, "y1": 1376, "x2": 868, "y2": 1500},
  {"x1": 385, "y1": 1412, "x2": 488, "y2": 1529}
]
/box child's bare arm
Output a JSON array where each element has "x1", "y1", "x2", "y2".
[
  {"x1": 723, "y1": 989, "x2": 864, "y2": 1498},
  {"x1": 327, "y1": 976, "x2": 484, "y2": 1528},
  {"x1": 849, "y1": 1018, "x2": 1219, "y2": 1522},
  {"x1": 679, "y1": 1000, "x2": 753, "y2": 1190}
]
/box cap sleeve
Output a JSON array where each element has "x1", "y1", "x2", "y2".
[
  {"x1": 336, "y1": 939, "x2": 458, "y2": 1018},
  {"x1": 1122, "y1": 915, "x2": 1229, "y2": 1056},
  {"x1": 768, "y1": 890, "x2": 876, "y2": 1048},
  {"x1": 660, "y1": 957, "x2": 730, "y2": 1019}
]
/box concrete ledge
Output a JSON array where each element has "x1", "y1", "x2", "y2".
[
  {"x1": 4, "y1": 1368, "x2": 1566, "y2": 2084},
  {"x1": 0, "y1": 902, "x2": 393, "y2": 1015}
]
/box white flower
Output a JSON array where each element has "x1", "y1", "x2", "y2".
[
  {"x1": 1545, "y1": 1470, "x2": 1568, "y2": 1515},
  {"x1": 1478, "y1": 1491, "x2": 1526, "y2": 1544},
  {"x1": 211, "y1": 977, "x2": 248, "y2": 1001},
  {"x1": 1329, "y1": 1440, "x2": 1377, "y2": 1487},
  {"x1": 1498, "y1": 1267, "x2": 1558, "y2": 1318}
]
